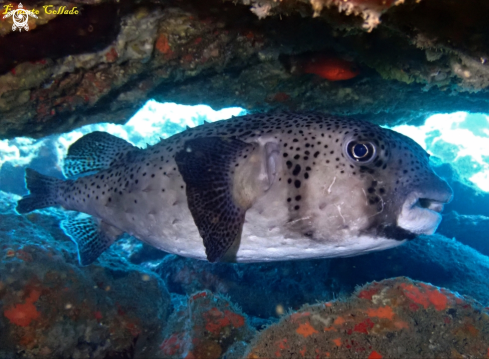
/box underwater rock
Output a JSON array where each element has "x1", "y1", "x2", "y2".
[
  {"x1": 2, "y1": 0, "x2": 489, "y2": 138},
  {"x1": 157, "y1": 254, "x2": 332, "y2": 319},
  {"x1": 0, "y1": 192, "x2": 171, "y2": 358},
  {"x1": 159, "y1": 290, "x2": 255, "y2": 359},
  {"x1": 245, "y1": 277, "x2": 489, "y2": 359}
]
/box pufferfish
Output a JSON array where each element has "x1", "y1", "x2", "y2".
[{"x1": 16, "y1": 113, "x2": 453, "y2": 265}]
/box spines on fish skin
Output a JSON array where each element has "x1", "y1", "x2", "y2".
[{"x1": 16, "y1": 168, "x2": 64, "y2": 213}]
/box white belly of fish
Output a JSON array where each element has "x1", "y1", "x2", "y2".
[{"x1": 110, "y1": 189, "x2": 405, "y2": 263}]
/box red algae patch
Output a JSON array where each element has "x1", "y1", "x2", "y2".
[
  {"x1": 420, "y1": 283, "x2": 448, "y2": 311},
  {"x1": 203, "y1": 307, "x2": 246, "y2": 335},
  {"x1": 366, "y1": 306, "x2": 395, "y2": 320},
  {"x1": 160, "y1": 290, "x2": 255, "y2": 359},
  {"x1": 358, "y1": 287, "x2": 379, "y2": 300},
  {"x1": 245, "y1": 277, "x2": 489, "y2": 359},
  {"x1": 400, "y1": 283, "x2": 430, "y2": 309},
  {"x1": 401, "y1": 282, "x2": 450, "y2": 311},
  {"x1": 296, "y1": 321, "x2": 318, "y2": 337},
  {"x1": 155, "y1": 34, "x2": 172, "y2": 55},
  {"x1": 368, "y1": 350, "x2": 383, "y2": 359},
  {"x1": 4, "y1": 289, "x2": 41, "y2": 327},
  {"x1": 353, "y1": 318, "x2": 374, "y2": 334},
  {"x1": 225, "y1": 310, "x2": 245, "y2": 328},
  {"x1": 333, "y1": 316, "x2": 346, "y2": 325}
]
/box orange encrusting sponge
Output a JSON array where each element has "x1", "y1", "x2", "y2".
[{"x1": 4, "y1": 289, "x2": 41, "y2": 327}]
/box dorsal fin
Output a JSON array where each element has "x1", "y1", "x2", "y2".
[{"x1": 63, "y1": 132, "x2": 138, "y2": 178}]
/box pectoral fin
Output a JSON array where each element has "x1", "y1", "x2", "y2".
[
  {"x1": 61, "y1": 217, "x2": 123, "y2": 266},
  {"x1": 175, "y1": 137, "x2": 255, "y2": 262}
]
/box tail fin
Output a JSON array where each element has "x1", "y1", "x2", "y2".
[{"x1": 16, "y1": 168, "x2": 63, "y2": 214}]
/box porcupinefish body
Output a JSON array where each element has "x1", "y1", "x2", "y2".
[{"x1": 17, "y1": 113, "x2": 453, "y2": 265}]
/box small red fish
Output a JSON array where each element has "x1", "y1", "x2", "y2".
[{"x1": 301, "y1": 55, "x2": 360, "y2": 81}]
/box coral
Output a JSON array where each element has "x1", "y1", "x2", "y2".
[
  {"x1": 309, "y1": 0, "x2": 404, "y2": 31},
  {"x1": 250, "y1": 2, "x2": 273, "y2": 19},
  {"x1": 246, "y1": 277, "x2": 489, "y2": 358}
]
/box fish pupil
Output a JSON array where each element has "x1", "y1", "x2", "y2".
[
  {"x1": 353, "y1": 144, "x2": 368, "y2": 158},
  {"x1": 347, "y1": 141, "x2": 375, "y2": 162}
]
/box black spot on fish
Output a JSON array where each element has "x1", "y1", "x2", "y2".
[{"x1": 293, "y1": 165, "x2": 301, "y2": 176}]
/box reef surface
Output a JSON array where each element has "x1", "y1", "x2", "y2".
[{"x1": 2, "y1": 0, "x2": 489, "y2": 138}]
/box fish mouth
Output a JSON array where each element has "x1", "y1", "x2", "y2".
[
  {"x1": 397, "y1": 190, "x2": 453, "y2": 235},
  {"x1": 413, "y1": 196, "x2": 447, "y2": 214}
]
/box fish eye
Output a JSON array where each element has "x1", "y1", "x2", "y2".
[{"x1": 346, "y1": 141, "x2": 376, "y2": 163}]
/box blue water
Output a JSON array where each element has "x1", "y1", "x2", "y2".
[{"x1": 388, "y1": 112, "x2": 489, "y2": 193}]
